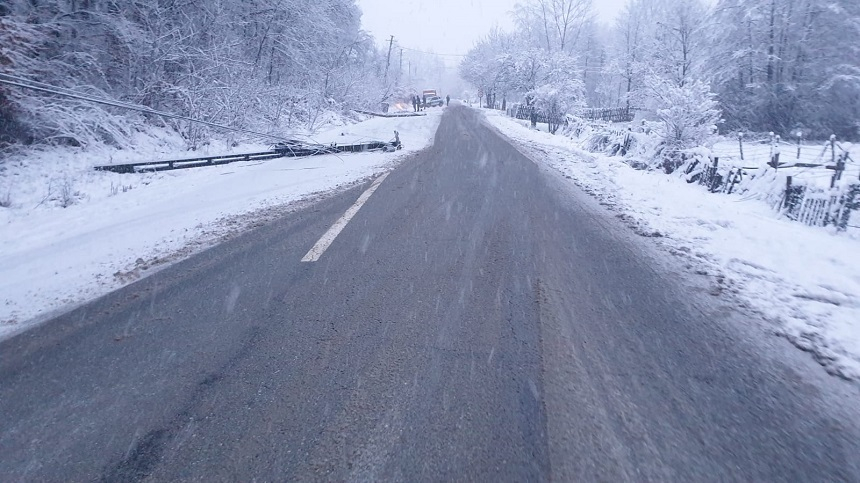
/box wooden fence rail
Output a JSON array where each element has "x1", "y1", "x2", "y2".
[
  {"x1": 576, "y1": 107, "x2": 634, "y2": 123},
  {"x1": 683, "y1": 154, "x2": 859, "y2": 231},
  {"x1": 508, "y1": 105, "x2": 566, "y2": 127}
]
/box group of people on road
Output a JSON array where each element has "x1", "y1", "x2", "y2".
[
  {"x1": 412, "y1": 94, "x2": 451, "y2": 112},
  {"x1": 412, "y1": 94, "x2": 424, "y2": 112}
]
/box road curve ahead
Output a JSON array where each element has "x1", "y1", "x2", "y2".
[{"x1": 2, "y1": 105, "x2": 860, "y2": 481}]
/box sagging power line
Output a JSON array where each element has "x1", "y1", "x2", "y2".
[{"x1": 399, "y1": 46, "x2": 467, "y2": 58}]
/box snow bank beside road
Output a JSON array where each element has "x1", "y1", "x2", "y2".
[
  {"x1": 483, "y1": 108, "x2": 860, "y2": 380},
  {"x1": 0, "y1": 110, "x2": 443, "y2": 339}
]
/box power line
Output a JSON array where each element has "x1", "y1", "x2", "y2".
[
  {"x1": 0, "y1": 74, "x2": 297, "y2": 143},
  {"x1": 399, "y1": 46, "x2": 467, "y2": 58}
]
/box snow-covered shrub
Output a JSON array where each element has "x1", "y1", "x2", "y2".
[
  {"x1": 563, "y1": 116, "x2": 591, "y2": 138},
  {"x1": 529, "y1": 81, "x2": 585, "y2": 134},
  {"x1": 638, "y1": 76, "x2": 722, "y2": 171},
  {"x1": 583, "y1": 130, "x2": 623, "y2": 154},
  {"x1": 59, "y1": 177, "x2": 79, "y2": 208},
  {"x1": 566, "y1": 119, "x2": 651, "y2": 163},
  {"x1": 525, "y1": 52, "x2": 585, "y2": 134},
  {"x1": 109, "y1": 182, "x2": 133, "y2": 197}
]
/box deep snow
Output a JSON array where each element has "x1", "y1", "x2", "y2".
[
  {"x1": 483, "y1": 108, "x2": 860, "y2": 381},
  {"x1": 0, "y1": 109, "x2": 443, "y2": 339}
]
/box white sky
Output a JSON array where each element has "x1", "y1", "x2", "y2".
[{"x1": 356, "y1": 0, "x2": 629, "y2": 56}]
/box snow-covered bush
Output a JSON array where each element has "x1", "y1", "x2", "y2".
[
  {"x1": 639, "y1": 76, "x2": 722, "y2": 159},
  {"x1": 525, "y1": 52, "x2": 585, "y2": 134},
  {"x1": 59, "y1": 177, "x2": 77, "y2": 208},
  {"x1": 627, "y1": 76, "x2": 722, "y2": 171},
  {"x1": 529, "y1": 80, "x2": 585, "y2": 134}
]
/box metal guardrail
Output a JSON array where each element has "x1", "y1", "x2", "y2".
[
  {"x1": 353, "y1": 109, "x2": 425, "y2": 118},
  {"x1": 94, "y1": 138, "x2": 401, "y2": 174}
]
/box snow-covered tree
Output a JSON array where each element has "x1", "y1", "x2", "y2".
[
  {"x1": 512, "y1": 0, "x2": 594, "y2": 54},
  {"x1": 0, "y1": 0, "x2": 394, "y2": 148},
  {"x1": 641, "y1": 75, "x2": 721, "y2": 150},
  {"x1": 528, "y1": 51, "x2": 585, "y2": 133},
  {"x1": 649, "y1": 0, "x2": 709, "y2": 88},
  {"x1": 460, "y1": 22, "x2": 586, "y2": 128},
  {"x1": 529, "y1": 81, "x2": 584, "y2": 134},
  {"x1": 459, "y1": 0, "x2": 859, "y2": 141},
  {"x1": 459, "y1": 30, "x2": 519, "y2": 108},
  {"x1": 708, "y1": 0, "x2": 860, "y2": 138}
]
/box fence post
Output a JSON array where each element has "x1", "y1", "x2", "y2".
[
  {"x1": 831, "y1": 134, "x2": 836, "y2": 165},
  {"x1": 784, "y1": 176, "x2": 793, "y2": 209},
  {"x1": 831, "y1": 153, "x2": 846, "y2": 188},
  {"x1": 838, "y1": 154, "x2": 846, "y2": 182},
  {"x1": 727, "y1": 168, "x2": 738, "y2": 194},
  {"x1": 837, "y1": 184, "x2": 860, "y2": 231},
  {"x1": 709, "y1": 157, "x2": 721, "y2": 192},
  {"x1": 738, "y1": 132, "x2": 744, "y2": 161},
  {"x1": 796, "y1": 131, "x2": 802, "y2": 159},
  {"x1": 772, "y1": 135, "x2": 781, "y2": 171},
  {"x1": 769, "y1": 132, "x2": 775, "y2": 167}
]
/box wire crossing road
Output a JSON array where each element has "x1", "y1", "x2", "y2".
[{"x1": 2, "y1": 105, "x2": 859, "y2": 481}]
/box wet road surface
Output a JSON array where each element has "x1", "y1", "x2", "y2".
[{"x1": 2, "y1": 105, "x2": 860, "y2": 481}]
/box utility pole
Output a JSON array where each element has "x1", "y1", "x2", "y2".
[
  {"x1": 399, "y1": 48, "x2": 403, "y2": 82},
  {"x1": 384, "y1": 35, "x2": 394, "y2": 84}
]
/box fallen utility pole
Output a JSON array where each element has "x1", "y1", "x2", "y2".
[{"x1": 384, "y1": 35, "x2": 394, "y2": 84}]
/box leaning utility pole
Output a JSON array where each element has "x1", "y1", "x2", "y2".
[{"x1": 384, "y1": 35, "x2": 394, "y2": 84}]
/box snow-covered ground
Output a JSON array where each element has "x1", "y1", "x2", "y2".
[
  {"x1": 0, "y1": 110, "x2": 443, "y2": 339},
  {"x1": 483, "y1": 108, "x2": 860, "y2": 381}
]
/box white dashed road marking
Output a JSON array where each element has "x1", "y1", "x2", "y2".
[{"x1": 301, "y1": 172, "x2": 390, "y2": 262}]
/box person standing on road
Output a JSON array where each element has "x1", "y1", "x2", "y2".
[
  {"x1": 422, "y1": 94, "x2": 427, "y2": 110},
  {"x1": 446, "y1": 95, "x2": 450, "y2": 106},
  {"x1": 412, "y1": 95, "x2": 417, "y2": 112}
]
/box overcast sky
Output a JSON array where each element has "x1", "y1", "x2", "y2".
[{"x1": 355, "y1": 0, "x2": 629, "y2": 56}]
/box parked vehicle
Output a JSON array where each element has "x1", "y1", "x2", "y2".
[{"x1": 425, "y1": 96, "x2": 444, "y2": 107}]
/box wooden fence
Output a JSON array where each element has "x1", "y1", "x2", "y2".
[
  {"x1": 683, "y1": 153, "x2": 859, "y2": 231},
  {"x1": 508, "y1": 105, "x2": 635, "y2": 126},
  {"x1": 783, "y1": 179, "x2": 860, "y2": 229},
  {"x1": 508, "y1": 105, "x2": 566, "y2": 127},
  {"x1": 577, "y1": 107, "x2": 634, "y2": 123}
]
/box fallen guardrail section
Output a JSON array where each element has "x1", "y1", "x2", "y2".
[
  {"x1": 94, "y1": 134, "x2": 401, "y2": 174},
  {"x1": 352, "y1": 109, "x2": 425, "y2": 118}
]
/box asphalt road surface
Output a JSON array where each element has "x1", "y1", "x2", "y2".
[{"x1": 2, "y1": 105, "x2": 860, "y2": 481}]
